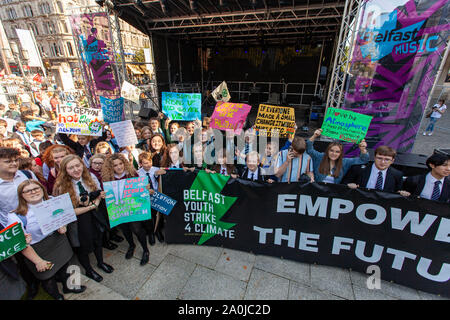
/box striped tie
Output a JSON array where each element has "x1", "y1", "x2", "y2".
[
  {"x1": 431, "y1": 180, "x2": 442, "y2": 201},
  {"x1": 375, "y1": 171, "x2": 383, "y2": 190}
]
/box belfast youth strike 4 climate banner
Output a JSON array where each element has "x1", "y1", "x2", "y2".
[
  {"x1": 344, "y1": 0, "x2": 450, "y2": 153},
  {"x1": 162, "y1": 171, "x2": 450, "y2": 296}
]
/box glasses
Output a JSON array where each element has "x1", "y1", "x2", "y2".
[
  {"x1": 375, "y1": 156, "x2": 393, "y2": 163},
  {"x1": 22, "y1": 187, "x2": 42, "y2": 195}
]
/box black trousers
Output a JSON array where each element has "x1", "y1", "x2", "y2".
[
  {"x1": 120, "y1": 222, "x2": 148, "y2": 252},
  {"x1": 40, "y1": 262, "x2": 71, "y2": 298},
  {"x1": 76, "y1": 229, "x2": 104, "y2": 273}
]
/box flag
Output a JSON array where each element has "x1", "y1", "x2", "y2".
[
  {"x1": 121, "y1": 80, "x2": 141, "y2": 105},
  {"x1": 33, "y1": 73, "x2": 42, "y2": 83},
  {"x1": 211, "y1": 81, "x2": 231, "y2": 102}
]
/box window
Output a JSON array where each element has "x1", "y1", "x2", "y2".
[
  {"x1": 50, "y1": 43, "x2": 61, "y2": 57},
  {"x1": 39, "y1": 2, "x2": 51, "y2": 15},
  {"x1": 29, "y1": 23, "x2": 40, "y2": 36},
  {"x1": 6, "y1": 8, "x2": 18, "y2": 20},
  {"x1": 23, "y1": 5, "x2": 33, "y2": 17},
  {"x1": 57, "y1": 1, "x2": 63, "y2": 13},
  {"x1": 43, "y1": 21, "x2": 56, "y2": 34},
  {"x1": 61, "y1": 21, "x2": 68, "y2": 33},
  {"x1": 67, "y1": 42, "x2": 74, "y2": 56}
]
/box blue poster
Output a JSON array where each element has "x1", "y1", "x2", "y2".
[
  {"x1": 162, "y1": 92, "x2": 201, "y2": 121},
  {"x1": 150, "y1": 191, "x2": 177, "y2": 216},
  {"x1": 100, "y1": 96, "x2": 124, "y2": 123}
]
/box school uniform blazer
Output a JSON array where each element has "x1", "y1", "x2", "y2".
[
  {"x1": 58, "y1": 131, "x2": 107, "y2": 158},
  {"x1": 341, "y1": 163, "x2": 404, "y2": 193},
  {"x1": 240, "y1": 167, "x2": 266, "y2": 183},
  {"x1": 403, "y1": 174, "x2": 450, "y2": 203}
]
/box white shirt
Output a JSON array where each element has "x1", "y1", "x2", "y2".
[
  {"x1": 137, "y1": 167, "x2": 159, "y2": 190},
  {"x1": 322, "y1": 175, "x2": 335, "y2": 184},
  {"x1": 0, "y1": 170, "x2": 37, "y2": 227},
  {"x1": 420, "y1": 173, "x2": 444, "y2": 200},
  {"x1": 366, "y1": 165, "x2": 388, "y2": 190},
  {"x1": 72, "y1": 173, "x2": 101, "y2": 197},
  {"x1": 431, "y1": 104, "x2": 447, "y2": 119},
  {"x1": 219, "y1": 165, "x2": 228, "y2": 175},
  {"x1": 247, "y1": 169, "x2": 258, "y2": 181},
  {"x1": 8, "y1": 205, "x2": 46, "y2": 245},
  {"x1": 170, "y1": 160, "x2": 181, "y2": 168}
]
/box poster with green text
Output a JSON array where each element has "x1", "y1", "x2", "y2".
[{"x1": 321, "y1": 107, "x2": 372, "y2": 143}]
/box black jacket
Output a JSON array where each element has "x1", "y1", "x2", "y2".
[
  {"x1": 342, "y1": 163, "x2": 404, "y2": 193},
  {"x1": 58, "y1": 131, "x2": 107, "y2": 159},
  {"x1": 403, "y1": 174, "x2": 450, "y2": 203},
  {"x1": 240, "y1": 167, "x2": 267, "y2": 183}
]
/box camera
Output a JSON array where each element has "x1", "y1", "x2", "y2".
[{"x1": 80, "y1": 190, "x2": 102, "y2": 204}]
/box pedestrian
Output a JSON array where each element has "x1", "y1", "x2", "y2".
[{"x1": 423, "y1": 99, "x2": 446, "y2": 136}]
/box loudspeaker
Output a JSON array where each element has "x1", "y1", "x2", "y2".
[{"x1": 138, "y1": 108, "x2": 152, "y2": 119}]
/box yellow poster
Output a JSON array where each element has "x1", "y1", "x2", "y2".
[{"x1": 254, "y1": 104, "x2": 296, "y2": 138}]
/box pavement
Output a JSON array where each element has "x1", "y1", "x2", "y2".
[{"x1": 61, "y1": 110, "x2": 450, "y2": 301}]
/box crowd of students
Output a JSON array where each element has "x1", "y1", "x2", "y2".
[{"x1": 0, "y1": 98, "x2": 449, "y2": 301}]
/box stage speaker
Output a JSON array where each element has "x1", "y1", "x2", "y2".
[{"x1": 138, "y1": 107, "x2": 152, "y2": 119}]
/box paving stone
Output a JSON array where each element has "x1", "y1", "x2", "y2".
[
  {"x1": 244, "y1": 269, "x2": 290, "y2": 300},
  {"x1": 135, "y1": 254, "x2": 196, "y2": 300},
  {"x1": 254, "y1": 254, "x2": 310, "y2": 286},
  {"x1": 288, "y1": 281, "x2": 344, "y2": 300},
  {"x1": 310, "y1": 264, "x2": 354, "y2": 300},
  {"x1": 214, "y1": 249, "x2": 256, "y2": 281},
  {"x1": 169, "y1": 244, "x2": 224, "y2": 269},
  {"x1": 352, "y1": 285, "x2": 398, "y2": 300},
  {"x1": 179, "y1": 265, "x2": 247, "y2": 300},
  {"x1": 63, "y1": 275, "x2": 127, "y2": 300},
  {"x1": 417, "y1": 290, "x2": 450, "y2": 300}
]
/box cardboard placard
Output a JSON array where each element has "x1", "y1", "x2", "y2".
[
  {"x1": 0, "y1": 222, "x2": 27, "y2": 263},
  {"x1": 321, "y1": 107, "x2": 372, "y2": 143},
  {"x1": 109, "y1": 120, "x2": 138, "y2": 148},
  {"x1": 56, "y1": 103, "x2": 103, "y2": 136},
  {"x1": 254, "y1": 104, "x2": 296, "y2": 138},
  {"x1": 162, "y1": 92, "x2": 201, "y2": 121},
  {"x1": 100, "y1": 96, "x2": 125, "y2": 123},
  {"x1": 209, "y1": 102, "x2": 251, "y2": 135}
]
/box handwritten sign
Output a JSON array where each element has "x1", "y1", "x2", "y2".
[
  {"x1": 33, "y1": 193, "x2": 77, "y2": 235},
  {"x1": 121, "y1": 80, "x2": 141, "y2": 105},
  {"x1": 209, "y1": 101, "x2": 251, "y2": 135},
  {"x1": 100, "y1": 96, "x2": 124, "y2": 123},
  {"x1": 254, "y1": 104, "x2": 296, "y2": 138},
  {"x1": 104, "y1": 177, "x2": 151, "y2": 228},
  {"x1": 56, "y1": 103, "x2": 103, "y2": 136},
  {"x1": 162, "y1": 92, "x2": 201, "y2": 121},
  {"x1": 109, "y1": 120, "x2": 138, "y2": 148},
  {"x1": 149, "y1": 191, "x2": 177, "y2": 216},
  {"x1": 321, "y1": 107, "x2": 372, "y2": 143},
  {"x1": 0, "y1": 222, "x2": 27, "y2": 263}
]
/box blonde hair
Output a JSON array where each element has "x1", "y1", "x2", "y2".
[
  {"x1": 101, "y1": 153, "x2": 137, "y2": 182},
  {"x1": 14, "y1": 180, "x2": 49, "y2": 216},
  {"x1": 95, "y1": 141, "x2": 113, "y2": 154}
]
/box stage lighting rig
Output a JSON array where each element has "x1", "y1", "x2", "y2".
[
  {"x1": 189, "y1": 0, "x2": 198, "y2": 11},
  {"x1": 134, "y1": 0, "x2": 148, "y2": 16}
]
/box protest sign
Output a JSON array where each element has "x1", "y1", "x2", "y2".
[
  {"x1": 100, "y1": 96, "x2": 125, "y2": 123},
  {"x1": 104, "y1": 177, "x2": 152, "y2": 228},
  {"x1": 109, "y1": 120, "x2": 138, "y2": 148},
  {"x1": 321, "y1": 107, "x2": 372, "y2": 143},
  {"x1": 254, "y1": 104, "x2": 296, "y2": 138},
  {"x1": 0, "y1": 222, "x2": 27, "y2": 263},
  {"x1": 209, "y1": 102, "x2": 252, "y2": 135},
  {"x1": 150, "y1": 191, "x2": 177, "y2": 216},
  {"x1": 121, "y1": 80, "x2": 141, "y2": 105},
  {"x1": 56, "y1": 103, "x2": 103, "y2": 136},
  {"x1": 211, "y1": 81, "x2": 231, "y2": 102},
  {"x1": 162, "y1": 170, "x2": 450, "y2": 297},
  {"x1": 162, "y1": 92, "x2": 201, "y2": 121},
  {"x1": 33, "y1": 193, "x2": 77, "y2": 236}
]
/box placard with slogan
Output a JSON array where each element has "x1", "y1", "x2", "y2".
[
  {"x1": 0, "y1": 222, "x2": 27, "y2": 263},
  {"x1": 254, "y1": 104, "x2": 296, "y2": 138},
  {"x1": 321, "y1": 107, "x2": 372, "y2": 143},
  {"x1": 56, "y1": 103, "x2": 103, "y2": 136},
  {"x1": 109, "y1": 120, "x2": 138, "y2": 148},
  {"x1": 104, "y1": 177, "x2": 152, "y2": 228},
  {"x1": 150, "y1": 191, "x2": 177, "y2": 216},
  {"x1": 209, "y1": 102, "x2": 252, "y2": 135},
  {"x1": 162, "y1": 92, "x2": 201, "y2": 121},
  {"x1": 100, "y1": 96, "x2": 125, "y2": 123}
]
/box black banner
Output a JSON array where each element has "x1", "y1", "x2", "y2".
[{"x1": 162, "y1": 171, "x2": 450, "y2": 296}]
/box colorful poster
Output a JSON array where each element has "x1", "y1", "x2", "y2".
[
  {"x1": 344, "y1": 0, "x2": 450, "y2": 153},
  {"x1": 100, "y1": 96, "x2": 125, "y2": 123},
  {"x1": 109, "y1": 120, "x2": 138, "y2": 147},
  {"x1": 121, "y1": 80, "x2": 141, "y2": 105},
  {"x1": 32, "y1": 193, "x2": 78, "y2": 236},
  {"x1": 56, "y1": 103, "x2": 103, "y2": 136},
  {"x1": 0, "y1": 222, "x2": 27, "y2": 263},
  {"x1": 161, "y1": 92, "x2": 201, "y2": 121},
  {"x1": 149, "y1": 191, "x2": 177, "y2": 216},
  {"x1": 321, "y1": 107, "x2": 372, "y2": 143},
  {"x1": 209, "y1": 102, "x2": 252, "y2": 135},
  {"x1": 104, "y1": 177, "x2": 152, "y2": 228},
  {"x1": 254, "y1": 104, "x2": 296, "y2": 138}
]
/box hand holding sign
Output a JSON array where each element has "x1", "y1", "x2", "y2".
[{"x1": 321, "y1": 107, "x2": 372, "y2": 143}]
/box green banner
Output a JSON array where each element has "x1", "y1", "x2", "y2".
[
  {"x1": 321, "y1": 107, "x2": 372, "y2": 143},
  {"x1": 0, "y1": 222, "x2": 27, "y2": 262},
  {"x1": 104, "y1": 177, "x2": 152, "y2": 228}
]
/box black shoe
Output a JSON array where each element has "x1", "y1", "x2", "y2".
[
  {"x1": 97, "y1": 262, "x2": 114, "y2": 273},
  {"x1": 110, "y1": 234, "x2": 124, "y2": 243},
  {"x1": 103, "y1": 241, "x2": 118, "y2": 250},
  {"x1": 85, "y1": 269, "x2": 103, "y2": 282},
  {"x1": 155, "y1": 229, "x2": 164, "y2": 243},
  {"x1": 125, "y1": 245, "x2": 136, "y2": 259},
  {"x1": 148, "y1": 232, "x2": 155, "y2": 246},
  {"x1": 140, "y1": 251, "x2": 149, "y2": 266},
  {"x1": 63, "y1": 285, "x2": 87, "y2": 294},
  {"x1": 26, "y1": 281, "x2": 40, "y2": 300}
]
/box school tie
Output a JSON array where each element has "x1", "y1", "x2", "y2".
[
  {"x1": 77, "y1": 181, "x2": 87, "y2": 194},
  {"x1": 375, "y1": 171, "x2": 383, "y2": 190},
  {"x1": 245, "y1": 143, "x2": 249, "y2": 155},
  {"x1": 221, "y1": 168, "x2": 226, "y2": 175},
  {"x1": 146, "y1": 173, "x2": 154, "y2": 190},
  {"x1": 250, "y1": 172, "x2": 255, "y2": 181},
  {"x1": 84, "y1": 145, "x2": 92, "y2": 160},
  {"x1": 431, "y1": 180, "x2": 442, "y2": 201}
]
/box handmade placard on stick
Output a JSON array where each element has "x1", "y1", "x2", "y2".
[
  {"x1": 209, "y1": 101, "x2": 251, "y2": 135},
  {"x1": 321, "y1": 107, "x2": 372, "y2": 143},
  {"x1": 162, "y1": 92, "x2": 201, "y2": 121},
  {"x1": 104, "y1": 177, "x2": 152, "y2": 228},
  {"x1": 33, "y1": 193, "x2": 77, "y2": 236},
  {"x1": 100, "y1": 96, "x2": 124, "y2": 123},
  {"x1": 254, "y1": 104, "x2": 296, "y2": 138},
  {"x1": 56, "y1": 103, "x2": 103, "y2": 136},
  {"x1": 109, "y1": 120, "x2": 138, "y2": 147},
  {"x1": 150, "y1": 191, "x2": 177, "y2": 216},
  {"x1": 0, "y1": 222, "x2": 27, "y2": 262}
]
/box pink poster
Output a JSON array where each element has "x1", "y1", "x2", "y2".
[{"x1": 209, "y1": 102, "x2": 252, "y2": 135}]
